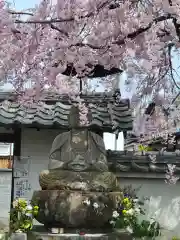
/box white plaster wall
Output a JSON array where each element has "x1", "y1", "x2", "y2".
[
  {"x1": 20, "y1": 128, "x2": 61, "y2": 200},
  {"x1": 0, "y1": 127, "x2": 13, "y2": 228},
  {"x1": 0, "y1": 170, "x2": 12, "y2": 229},
  {"x1": 120, "y1": 178, "x2": 180, "y2": 238}
]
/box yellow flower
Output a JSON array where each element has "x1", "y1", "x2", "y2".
[
  {"x1": 122, "y1": 210, "x2": 127, "y2": 215},
  {"x1": 138, "y1": 144, "x2": 145, "y2": 151},
  {"x1": 126, "y1": 203, "x2": 132, "y2": 209},
  {"x1": 123, "y1": 198, "x2": 129, "y2": 204},
  {"x1": 17, "y1": 198, "x2": 27, "y2": 209},
  {"x1": 138, "y1": 144, "x2": 152, "y2": 152},
  {"x1": 33, "y1": 206, "x2": 39, "y2": 211}
]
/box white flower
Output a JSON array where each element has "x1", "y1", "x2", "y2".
[
  {"x1": 126, "y1": 226, "x2": 133, "y2": 233},
  {"x1": 26, "y1": 205, "x2": 33, "y2": 211},
  {"x1": 83, "y1": 199, "x2": 91, "y2": 206},
  {"x1": 15, "y1": 229, "x2": 23, "y2": 233},
  {"x1": 25, "y1": 212, "x2": 32, "y2": 218},
  {"x1": 110, "y1": 220, "x2": 116, "y2": 225},
  {"x1": 134, "y1": 208, "x2": 141, "y2": 214},
  {"x1": 112, "y1": 211, "x2": 119, "y2": 218},
  {"x1": 13, "y1": 199, "x2": 18, "y2": 208},
  {"x1": 133, "y1": 198, "x2": 139, "y2": 203},
  {"x1": 150, "y1": 217, "x2": 156, "y2": 224},
  {"x1": 93, "y1": 202, "x2": 99, "y2": 209},
  {"x1": 126, "y1": 208, "x2": 134, "y2": 216}
]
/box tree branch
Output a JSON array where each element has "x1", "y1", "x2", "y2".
[
  {"x1": 13, "y1": 0, "x2": 111, "y2": 24},
  {"x1": 72, "y1": 14, "x2": 174, "y2": 50},
  {"x1": 50, "y1": 23, "x2": 68, "y2": 37},
  {"x1": 8, "y1": 10, "x2": 34, "y2": 16},
  {"x1": 115, "y1": 14, "x2": 173, "y2": 45}
]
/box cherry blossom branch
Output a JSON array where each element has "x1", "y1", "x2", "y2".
[
  {"x1": 8, "y1": 10, "x2": 34, "y2": 16},
  {"x1": 13, "y1": 0, "x2": 111, "y2": 24},
  {"x1": 1, "y1": 0, "x2": 180, "y2": 129},
  {"x1": 50, "y1": 23, "x2": 69, "y2": 37},
  {"x1": 75, "y1": 15, "x2": 176, "y2": 51},
  {"x1": 14, "y1": 13, "x2": 173, "y2": 29},
  {"x1": 14, "y1": 18, "x2": 73, "y2": 24},
  {"x1": 115, "y1": 14, "x2": 173, "y2": 45},
  {"x1": 67, "y1": 14, "x2": 175, "y2": 51},
  {"x1": 8, "y1": 4, "x2": 177, "y2": 57},
  {"x1": 9, "y1": 11, "x2": 69, "y2": 37}
]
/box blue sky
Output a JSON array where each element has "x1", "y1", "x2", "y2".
[{"x1": 11, "y1": 0, "x2": 38, "y2": 10}]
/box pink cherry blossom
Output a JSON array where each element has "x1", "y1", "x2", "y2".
[{"x1": 0, "y1": 0, "x2": 179, "y2": 131}]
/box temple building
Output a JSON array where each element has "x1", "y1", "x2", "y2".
[
  {"x1": 0, "y1": 90, "x2": 179, "y2": 237},
  {"x1": 0, "y1": 91, "x2": 132, "y2": 200}
]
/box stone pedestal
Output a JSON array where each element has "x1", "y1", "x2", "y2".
[
  {"x1": 28, "y1": 232, "x2": 132, "y2": 240},
  {"x1": 11, "y1": 233, "x2": 27, "y2": 240},
  {"x1": 32, "y1": 169, "x2": 121, "y2": 229},
  {"x1": 32, "y1": 189, "x2": 121, "y2": 229}
]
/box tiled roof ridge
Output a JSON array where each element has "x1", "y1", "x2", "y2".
[
  {"x1": 0, "y1": 91, "x2": 129, "y2": 103},
  {"x1": 107, "y1": 150, "x2": 180, "y2": 173},
  {"x1": 107, "y1": 149, "x2": 180, "y2": 157},
  {"x1": 0, "y1": 98, "x2": 133, "y2": 131}
]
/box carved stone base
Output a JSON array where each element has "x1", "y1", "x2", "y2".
[
  {"x1": 39, "y1": 170, "x2": 120, "y2": 191},
  {"x1": 32, "y1": 190, "x2": 122, "y2": 229}
]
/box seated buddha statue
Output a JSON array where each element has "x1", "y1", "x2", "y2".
[{"x1": 39, "y1": 105, "x2": 118, "y2": 191}]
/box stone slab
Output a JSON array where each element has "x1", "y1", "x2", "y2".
[
  {"x1": 10, "y1": 233, "x2": 27, "y2": 240},
  {"x1": 28, "y1": 232, "x2": 132, "y2": 240}
]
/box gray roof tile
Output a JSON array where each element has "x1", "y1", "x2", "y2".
[
  {"x1": 107, "y1": 150, "x2": 180, "y2": 173},
  {"x1": 0, "y1": 97, "x2": 133, "y2": 131}
]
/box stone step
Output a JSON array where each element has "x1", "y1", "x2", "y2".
[{"x1": 28, "y1": 232, "x2": 132, "y2": 240}]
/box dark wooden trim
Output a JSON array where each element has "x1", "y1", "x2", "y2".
[
  {"x1": 123, "y1": 131, "x2": 127, "y2": 139},
  {"x1": 0, "y1": 133, "x2": 15, "y2": 143},
  {"x1": 92, "y1": 129, "x2": 103, "y2": 138},
  {"x1": 13, "y1": 128, "x2": 21, "y2": 157}
]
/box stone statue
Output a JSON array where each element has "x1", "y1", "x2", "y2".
[
  {"x1": 48, "y1": 106, "x2": 108, "y2": 172},
  {"x1": 33, "y1": 105, "x2": 120, "y2": 230}
]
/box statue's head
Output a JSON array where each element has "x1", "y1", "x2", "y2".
[{"x1": 68, "y1": 105, "x2": 92, "y2": 129}]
